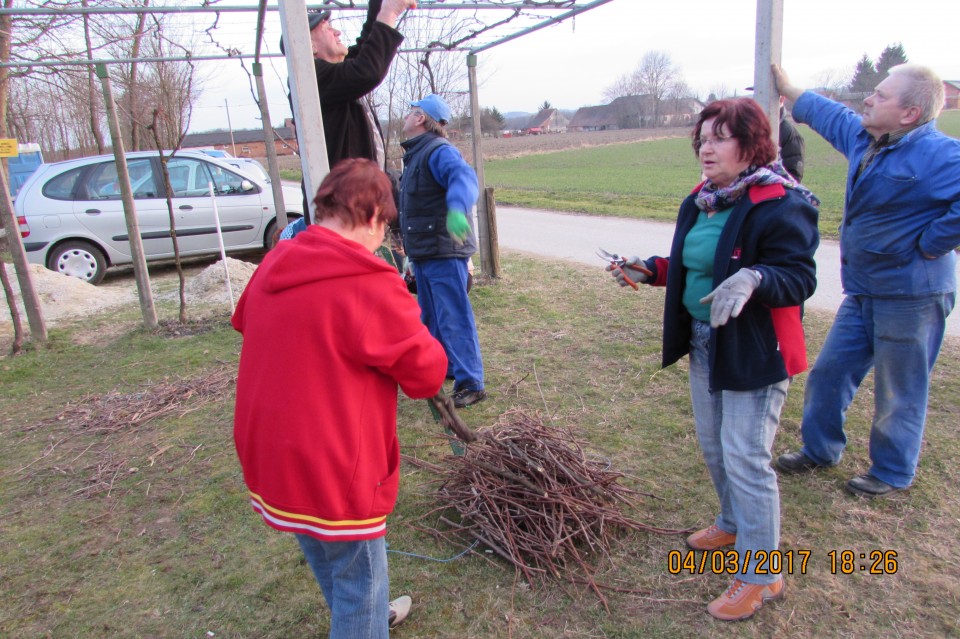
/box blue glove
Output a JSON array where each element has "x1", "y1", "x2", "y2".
[
  {"x1": 699, "y1": 268, "x2": 762, "y2": 328},
  {"x1": 446, "y1": 210, "x2": 469, "y2": 244}
]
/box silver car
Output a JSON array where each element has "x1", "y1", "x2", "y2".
[{"x1": 15, "y1": 150, "x2": 303, "y2": 284}]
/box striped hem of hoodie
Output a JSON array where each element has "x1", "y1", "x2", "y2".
[{"x1": 248, "y1": 492, "x2": 387, "y2": 541}]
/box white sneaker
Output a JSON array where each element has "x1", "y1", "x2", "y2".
[{"x1": 388, "y1": 595, "x2": 412, "y2": 629}]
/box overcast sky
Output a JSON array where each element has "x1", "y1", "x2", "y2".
[{"x1": 189, "y1": 0, "x2": 960, "y2": 133}]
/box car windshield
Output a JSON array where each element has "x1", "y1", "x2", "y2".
[{"x1": 231, "y1": 161, "x2": 269, "y2": 182}]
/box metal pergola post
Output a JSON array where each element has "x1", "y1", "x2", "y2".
[{"x1": 754, "y1": 0, "x2": 784, "y2": 146}]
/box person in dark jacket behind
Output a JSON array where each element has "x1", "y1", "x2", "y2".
[
  {"x1": 398, "y1": 94, "x2": 486, "y2": 409},
  {"x1": 281, "y1": 0, "x2": 415, "y2": 220},
  {"x1": 778, "y1": 98, "x2": 805, "y2": 181},
  {"x1": 745, "y1": 89, "x2": 805, "y2": 181},
  {"x1": 772, "y1": 63, "x2": 960, "y2": 499},
  {"x1": 233, "y1": 159, "x2": 447, "y2": 636},
  {"x1": 607, "y1": 98, "x2": 819, "y2": 621}
]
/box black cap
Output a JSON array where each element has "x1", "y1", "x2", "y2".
[{"x1": 279, "y1": 10, "x2": 331, "y2": 55}]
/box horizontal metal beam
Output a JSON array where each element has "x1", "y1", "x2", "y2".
[
  {"x1": 0, "y1": 46, "x2": 477, "y2": 69},
  {"x1": 470, "y1": 0, "x2": 615, "y2": 54},
  {"x1": 0, "y1": 2, "x2": 582, "y2": 16}
]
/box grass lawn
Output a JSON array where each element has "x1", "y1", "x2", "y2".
[
  {"x1": 486, "y1": 110, "x2": 960, "y2": 241},
  {"x1": 2, "y1": 253, "x2": 959, "y2": 637}
]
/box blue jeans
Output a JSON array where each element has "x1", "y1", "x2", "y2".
[
  {"x1": 412, "y1": 257, "x2": 484, "y2": 392},
  {"x1": 295, "y1": 534, "x2": 389, "y2": 639},
  {"x1": 689, "y1": 320, "x2": 787, "y2": 585},
  {"x1": 799, "y1": 293, "x2": 954, "y2": 488}
]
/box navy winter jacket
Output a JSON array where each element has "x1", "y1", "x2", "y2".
[{"x1": 642, "y1": 183, "x2": 819, "y2": 391}]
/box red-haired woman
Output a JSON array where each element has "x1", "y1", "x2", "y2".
[
  {"x1": 608, "y1": 98, "x2": 820, "y2": 621},
  {"x1": 232, "y1": 158, "x2": 447, "y2": 636}
]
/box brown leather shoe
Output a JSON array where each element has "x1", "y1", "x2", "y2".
[
  {"x1": 707, "y1": 578, "x2": 785, "y2": 621},
  {"x1": 686, "y1": 525, "x2": 736, "y2": 551}
]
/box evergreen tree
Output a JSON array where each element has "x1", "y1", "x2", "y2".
[
  {"x1": 848, "y1": 54, "x2": 879, "y2": 93},
  {"x1": 876, "y1": 43, "x2": 909, "y2": 79}
]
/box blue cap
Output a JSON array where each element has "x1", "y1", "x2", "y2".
[{"x1": 410, "y1": 94, "x2": 451, "y2": 125}]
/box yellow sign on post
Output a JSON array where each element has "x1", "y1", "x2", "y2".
[{"x1": 0, "y1": 139, "x2": 19, "y2": 157}]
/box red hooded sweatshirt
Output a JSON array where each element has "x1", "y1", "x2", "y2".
[{"x1": 232, "y1": 225, "x2": 447, "y2": 542}]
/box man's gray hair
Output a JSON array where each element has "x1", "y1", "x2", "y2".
[
  {"x1": 888, "y1": 63, "x2": 945, "y2": 124},
  {"x1": 420, "y1": 112, "x2": 448, "y2": 139}
]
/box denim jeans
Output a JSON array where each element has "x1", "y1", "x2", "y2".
[
  {"x1": 799, "y1": 293, "x2": 954, "y2": 488},
  {"x1": 296, "y1": 534, "x2": 389, "y2": 639},
  {"x1": 412, "y1": 257, "x2": 484, "y2": 392},
  {"x1": 689, "y1": 320, "x2": 787, "y2": 585}
]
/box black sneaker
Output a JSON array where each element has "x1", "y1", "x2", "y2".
[{"x1": 452, "y1": 388, "x2": 487, "y2": 408}]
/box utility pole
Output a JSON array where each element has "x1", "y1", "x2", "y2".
[{"x1": 225, "y1": 98, "x2": 237, "y2": 156}]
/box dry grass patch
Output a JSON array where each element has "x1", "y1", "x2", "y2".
[{"x1": 1, "y1": 252, "x2": 959, "y2": 638}]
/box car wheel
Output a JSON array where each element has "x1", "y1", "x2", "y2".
[
  {"x1": 264, "y1": 219, "x2": 279, "y2": 251},
  {"x1": 48, "y1": 241, "x2": 107, "y2": 285},
  {"x1": 265, "y1": 215, "x2": 301, "y2": 251}
]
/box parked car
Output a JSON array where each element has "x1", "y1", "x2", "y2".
[
  {"x1": 15, "y1": 150, "x2": 303, "y2": 284},
  {"x1": 197, "y1": 148, "x2": 233, "y2": 159},
  {"x1": 225, "y1": 157, "x2": 271, "y2": 183}
]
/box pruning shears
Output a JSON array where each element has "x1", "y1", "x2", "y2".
[{"x1": 597, "y1": 248, "x2": 652, "y2": 290}]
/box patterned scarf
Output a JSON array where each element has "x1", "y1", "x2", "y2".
[{"x1": 695, "y1": 161, "x2": 821, "y2": 213}]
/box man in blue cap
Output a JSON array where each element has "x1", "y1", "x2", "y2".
[{"x1": 399, "y1": 94, "x2": 487, "y2": 408}]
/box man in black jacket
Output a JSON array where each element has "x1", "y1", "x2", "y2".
[{"x1": 282, "y1": 0, "x2": 414, "y2": 218}]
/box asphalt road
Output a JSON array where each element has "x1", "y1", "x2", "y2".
[{"x1": 494, "y1": 206, "x2": 960, "y2": 338}]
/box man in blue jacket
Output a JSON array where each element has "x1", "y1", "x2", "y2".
[
  {"x1": 772, "y1": 63, "x2": 960, "y2": 498},
  {"x1": 398, "y1": 94, "x2": 486, "y2": 408}
]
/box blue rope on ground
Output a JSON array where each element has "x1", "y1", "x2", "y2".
[{"x1": 386, "y1": 540, "x2": 479, "y2": 563}]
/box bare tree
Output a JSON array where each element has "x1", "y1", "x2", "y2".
[
  {"x1": 634, "y1": 50, "x2": 679, "y2": 127},
  {"x1": 812, "y1": 67, "x2": 853, "y2": 98},
  {"x1": 665, "y1": 79, "x2": 693, "y2": 123},
  {"x1": 4, "y1": 1, "x2": 203, "y2": 159},
  {"x1": 372, "y1": 8, "x2": 510, "y2": 164},
  {"x1": 602, "y1": 72, "x2": 642, "y2": 102}
]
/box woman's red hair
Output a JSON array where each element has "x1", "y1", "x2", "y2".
[
  {"x1": 312, "y1": 158, "x2": 397, "y2": 228},
  {"x1": 692, "y1": 98, "x2": 776, "y2": 166}
]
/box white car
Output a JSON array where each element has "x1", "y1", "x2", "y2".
[
  {"x1": 224, "y1": 158, "x2": 271, "y2": 183},
  {"x1": 15, "y1": 150, "x2": 303, "y2": 284}
]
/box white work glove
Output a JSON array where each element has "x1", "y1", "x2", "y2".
[
  {"x1": 699, "y1": 268, "x2": 762, "y2": 328},
  {"x1": 606, "y1": 256, "x2": 650, "y2": 288}
]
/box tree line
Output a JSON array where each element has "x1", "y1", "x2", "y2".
[{"x1": 2, "y1": 0, "x2": 202, "y2": 162}]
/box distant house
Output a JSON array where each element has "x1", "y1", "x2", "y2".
[
  {"x1": 524, "y1": 108, "x2": 569, "y2": 133},
  {"x1": 182, "y1": 121, "x2": 298, "y2": 157},
  {"x1": 945, "y1": 81, "x2": 960, "y2": 110},
  {"x1": 662, "y1": 97, "x2": 705, "y2": 125},
  {"x1": 568, "y1": 95, "x2": 660, "y2": 131}
]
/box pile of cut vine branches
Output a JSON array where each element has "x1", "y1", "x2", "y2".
[{"x1": 410, "y1": 409, "x2": 687, "y2": 607}]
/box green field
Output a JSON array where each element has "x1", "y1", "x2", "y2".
[{"x1": 486, "y1": 110, "x2": 960, "y2": 240}]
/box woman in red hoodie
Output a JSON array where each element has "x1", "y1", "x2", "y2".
[{"x1": 233, "y1": 159, "x2": 447, "y2": 637}]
